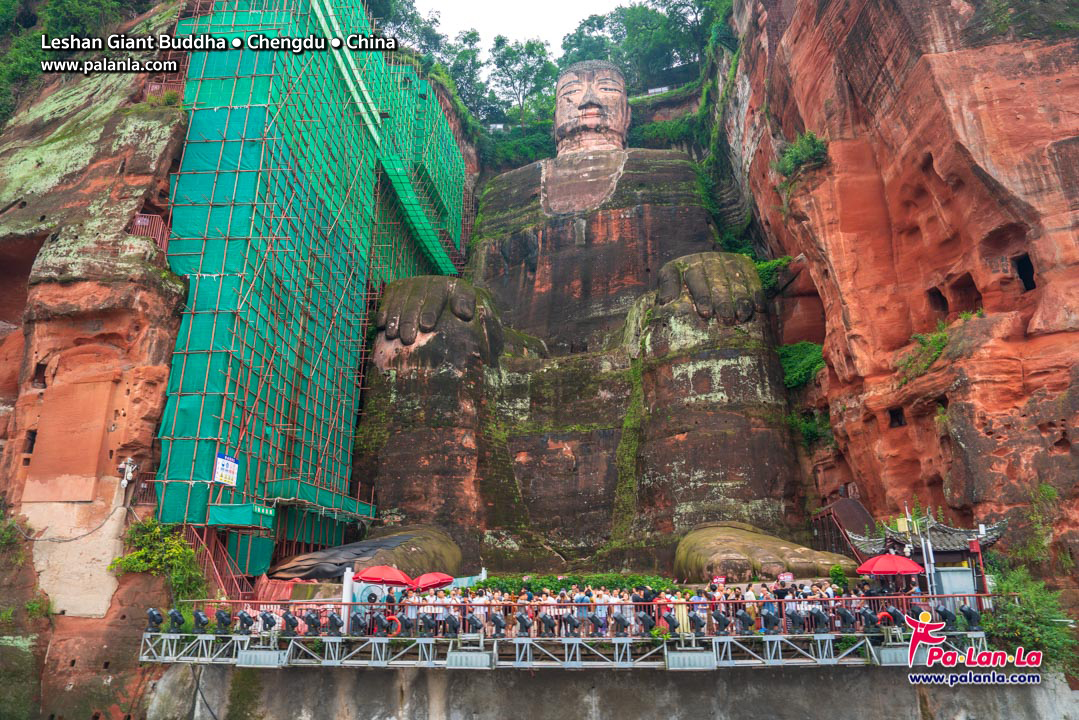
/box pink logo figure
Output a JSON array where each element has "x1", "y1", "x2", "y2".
[{"x1": 905, "y1": 610, "x2": 946, "y2": 667}]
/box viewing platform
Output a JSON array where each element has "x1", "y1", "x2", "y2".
[
  {"x1": 138, "y1": 630, "x2": 989, "y2": 671},
  {"x1": 138, "y1": 594, "x2": 997, "y2": 672}
]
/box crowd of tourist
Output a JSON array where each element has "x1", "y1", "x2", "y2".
[{"x1": 355, "y1": 579, "x2": 925, "y2": 638}]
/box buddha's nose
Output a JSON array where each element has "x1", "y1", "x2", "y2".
[{"x1": 578, "y1": 86, "x2": 604, "y2": 110}]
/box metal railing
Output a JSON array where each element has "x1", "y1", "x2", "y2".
[
  {"x1": 143, "y1": 81, "x2": 185, "y2": 101},
  {"x1": 167, "y1": 593, "x2": 999, "y2": 640},
  {"x1": 182, "y1": 526, "x2": 254, "y2": 600},
  {"x1": 131, "y1": 472, "x2": 158, "y2": 506},
  {"x1": 126, "y1": 213, "x2": 170, "y2": 253}
]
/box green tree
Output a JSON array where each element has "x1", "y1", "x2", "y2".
[
  {"x1": 983, "y1": 562, "x2": 1077, "y2": 673},
  {"x1": 0, "y1": 0, "x2": 19, "y2": 36},
  {"x1": 43, "y1": 0, "x2": 120, "y2": 37},
  {"x1": 489, "y1": 35, "x2": 557, "y2": 124},
  {"x1": 651, "y1": 0, "x2": 719, "y2": 64},
  {"x1": 608, "y1": 4, "x2": 678, "y2": 91},
  {"x1": 367, "y1": 0, "x2": 445, "y2": 56},
  {"x1": 0, "y1": 29, "x2": 44, "y2": 89},
  {"x1": 442, "y1": 29, "x2": 503, "y2": 122},
  {"x1": 559, "y1": 14, "x2": 615, "y2": 67}
]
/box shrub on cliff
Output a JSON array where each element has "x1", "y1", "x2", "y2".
[
  {"x1": 754, "y1": 256, "x2": 792, "y2": 294},
  {"x1": 43, "y1": 0, "x2": 121, "y2": 38},
  {"x1": 480, "y1": 121, "x2": 556, "y2": 171},
  {"x1": 983, "y1": 559, "x2": 1077, "y2": 674},
  {"x1": 778, "y1": 341, "x2": 825, "y2": 389},
  {"x1": 629, "y1": 114, "x2": 705, "y2": 149},
  {"x1": 109, "y1": 518, "x2": 206, "y2": 601},
  {"x1": 896, "y1": 321, "x2": 948, "y2": 386},
  {"x1": 785, "y1": 410, "x2": 833, "y2": 449},
  {"x1": 775, "y1": 131, "x2": 828, "y2": 178}
]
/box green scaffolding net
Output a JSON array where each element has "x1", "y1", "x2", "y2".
[{"x1": 155, "y1": 0, "x2": 466, "y2": 572}]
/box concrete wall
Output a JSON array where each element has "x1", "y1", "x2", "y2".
[{"x1": 149, "y1": 665, "x2": 1079, "y2": 720}]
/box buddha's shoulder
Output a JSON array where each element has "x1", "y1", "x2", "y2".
[{"x1": 607, "y1": 149, "x2": 702, "y2": 207}]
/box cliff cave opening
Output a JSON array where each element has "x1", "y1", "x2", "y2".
[
  {"x1": 926, "y1": 287, "x2": 949, "y2": 316},
  {"x1": 949, "y1": 273, "x2": 982, "y2": 315},
  {"x1": 1013, "y1": 253, "x2": 1036, "y2": 292},
  {"x1": 0, "y1": 235, "x2": 43, "y2": 326}
]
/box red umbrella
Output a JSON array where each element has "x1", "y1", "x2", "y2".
[
  {"x1": 354, "y1": 565, "x2": 414, "y2": 586},
  {"x1": 857, "y1": 554, "x2": 925, "y2": 575},
  {"x1": 412, "y1": 572, "x2": 454, "y2": 591}
]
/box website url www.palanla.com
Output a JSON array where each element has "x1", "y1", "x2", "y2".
[
  {"x1": 909, "y1": 671, "x2": 1042, "y2": 687},
  {"x1": 41, "y1": 57, "x2": 179, "y2": 75}
]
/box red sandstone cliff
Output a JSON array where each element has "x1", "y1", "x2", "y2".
[
  {"x1": 724, "y1": 0, "x2": 1078, "y2": 593},
  {"x1": 0, "y1": 4, "x2": 186, "y2": 716}
]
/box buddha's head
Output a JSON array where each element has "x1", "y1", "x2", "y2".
[{"x1": 554, "y1": 60, "x2": 630, "y2": 155}]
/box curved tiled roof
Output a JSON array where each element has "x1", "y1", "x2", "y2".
[{"x1": 847, "y1": 516, "x2": 1007, "y2": 556}]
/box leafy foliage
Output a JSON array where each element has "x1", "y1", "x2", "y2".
[
  {"x1": 786, "y1": 410, "x2": 832, "y2": 449},
  {"x1": 777, "y1": 341, "x2": 825, "y2": 389},
  {"x1": 1011, "y1": 483, "x2": 1060, "y2": 567},
  {"x1": 480, "y1": 121, "x2": 555, "y2": 172},
  {"x1": 109, "y1": 518, "x2": 207, "y2": 601},
  {"x1": 982, "y1": 559, "x2": 1078, "y2": 673},
  {"x1": 559, "y1": 0, "x2": 727, "y2": 92},
  {"x1": 754, "y1": 256, "x2": 791, "y2": 295},
  {"x1": 489, "y1": 36, "x2": 557, "y2": 123},
  {"x1": 43, "y1": 0, "x2": 120, "y2": 37},
  {"x1": 367, "y1": 0, "x2": 444, "y2": 56},
  {"x1": 0, "y1": 0, "x2": 134, "y2": 128},
  {"x1": 629, "y1": 113, "x2": 704, "y2": 149},
  {"x1": 896, "y1": 321, "x2": 948, "y2": 386},
  {"x1": 970, "y1": 0, "x2": 1079, "y2": 40},
  {"x1": 24, "y1": 595, "x2": 49, "y2": 619},
  {"x1": 774, "y1": 131, "x2": 828, "y2": 178},
  {"x1": 474, "y1": 572, "x2": 679, "y2": 594},
  {"x1": 829, "y1": 564, "x2": 848, "y2": 589},
  {"x1": 612, "y1": 358, "x2": 644, "y2": 541},
  {"x1": 0, "y1": 516, "x2": 21, "y2": 546}
]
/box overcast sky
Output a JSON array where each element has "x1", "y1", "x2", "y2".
[{"x1": 413, "y1": 0, "x2": 623, "y2": 59}]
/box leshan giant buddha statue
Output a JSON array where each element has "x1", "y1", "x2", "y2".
[{"x1": 357, "y1": 61, "x2": 801, "y2": 567}]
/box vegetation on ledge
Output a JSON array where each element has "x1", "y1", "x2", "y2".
[
  {"x1": 629, "y1": 113, "x2": 705, "y2": 149},
  {"x1": 778, "y1": 341, "x2": 825, "y2": 389},
  {"x1": 969, "y1": 0, "x2": 1079, "y2": 41},
  {"x1": 755, "y1": 256, "x2": 792, "y2": 295},
  {"x1": 774, "y1": 131, "x2": 829, "y2": 178},
  {"x1": 896, "y1": 321, "x2": 949, "y2": 387},
  {"x1": 983, "y1": 552, "x2": 1078, "y2": 674},
  {"x1": 786, "y1": 410, "x2": 833, "y2": 449},
  {"x1": 109, "y1": 518, "x2": 206, "y2": 601}
]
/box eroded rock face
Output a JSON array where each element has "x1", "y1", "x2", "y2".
[
  {"x1": 726, "y1": 0, "x2": 1078, "y2": 590},
  {"x1": 0, "y1": 4, "x2": 186, "y2": 716},
  {"x1": 359, "y1": 149, "x2": 802, "y2": 567}
]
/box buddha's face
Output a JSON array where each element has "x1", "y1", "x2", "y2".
[{"x1": 554, "y1": 64, "x2": 629, "y2": 154}]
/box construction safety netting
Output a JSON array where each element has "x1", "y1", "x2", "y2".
[{"x1": 154, "y1": 0, "x2": 466, "y2": 574}]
